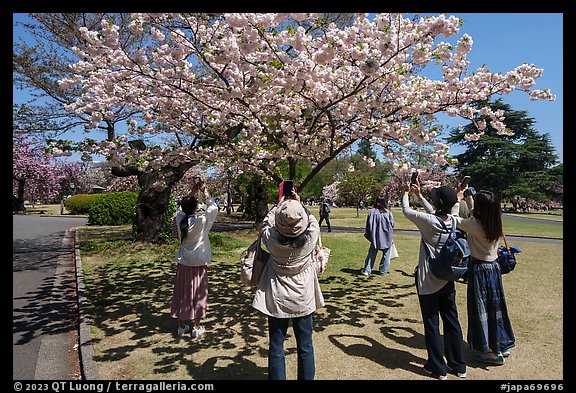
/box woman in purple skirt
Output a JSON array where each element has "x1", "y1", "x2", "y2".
[{"x1": 170, "y1": 178, "x2": 218, "y2": 337}]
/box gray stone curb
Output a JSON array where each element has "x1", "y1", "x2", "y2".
[{"x1": 73, "y1": 228, "x2": 100, "y2": 380}]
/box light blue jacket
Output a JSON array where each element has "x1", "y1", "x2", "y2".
[{"x1": 364, "y1": 207, "x2": 394, "y2": 250}]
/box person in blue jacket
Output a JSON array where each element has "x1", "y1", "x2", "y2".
[{"x1": 360, "y1": 195, "x2": 395, "y2": 276}]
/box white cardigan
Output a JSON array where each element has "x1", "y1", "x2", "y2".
[{"x1": 175, "y1": 197, "x2": 218, "y2": 267}]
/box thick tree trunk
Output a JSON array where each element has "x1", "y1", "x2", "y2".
[
  {"x1": 112, "y1": 162, "x2": 194, "y2": 243},
  {"x1": 14, "y1": 178, "x2": 26, "y2": 212},
  {"x1": 242, "y1": 176, "x2": 271, "y2": 225},
  {"x1": 134, "y1": 176, "x2": 172, "y2": 243},
  {"x1": 110, "y1": 126, "x2": 242, "y2": 242}
]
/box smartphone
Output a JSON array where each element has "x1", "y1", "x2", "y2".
[
  {"x1": 460, "y1": 175, "x2": 471, "y2": 187},
  {"x1": 193, "y1": 176, "x2": 201, "y2": 185},
  {"x1": 282, "y1": 180, "x2": 294, "y2": 197},
  {"x1": 410, "y1": 171, "x2": 419, "y2": 184}
]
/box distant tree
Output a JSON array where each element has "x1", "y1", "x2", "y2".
[
  {"x1": 56, "y1": 161, "x2": 108, "y2": 196},
  {"x1": 542, "y1": 163, "x2": 563, "y2": 205},
  {"x1": 13, "y1": 133, "x2": 65, "y2": 210},
  {"x1": 338, "y1": 170, "x2": 381, "y2": 217},
  {"x1": 446, "y1": 99, "x2": 559, "y2": 207},
  {"x1": 356, "y1": 139, "x2": 377, "y2": 161}
]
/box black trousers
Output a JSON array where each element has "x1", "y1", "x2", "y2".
[
  {"x1": 417, "y1": 279, "x2": 467, "y2": 375},
  {"x1": 318, "y1": 215, "x2": 331, "y2": 230}
]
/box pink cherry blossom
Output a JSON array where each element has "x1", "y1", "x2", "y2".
[{"x1": 57, "y1": 13, "x2": 555, "y2": 184}]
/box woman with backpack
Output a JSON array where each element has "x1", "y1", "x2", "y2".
[
  {"x1": 401, "y1": 180, "x2": 467, "y2": 380},
  {"x1": 453, "y1": 186, "x2": 515, "y2": 366}
]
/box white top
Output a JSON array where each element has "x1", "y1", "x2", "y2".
[
  {"x1": 452, "y1": 195, "x2": 499, "y2": 261},
  {"x1": 175, "y1": 197, "x2": 218, "y2": 267}
]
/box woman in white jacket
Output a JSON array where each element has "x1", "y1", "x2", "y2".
[
  {"x1": 252, "y1": 189, "x2": 325, "y2": 380},
  {"x1": 170, "y1": 180, "x2": 218, "y2": 337}
]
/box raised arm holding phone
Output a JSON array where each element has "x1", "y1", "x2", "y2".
[
  {"x1": 170, "y1": 175, "x2": 218, "y2": 338},
  {"x1": 252, "y1": 180, "x2": 324, "y2": 380}
]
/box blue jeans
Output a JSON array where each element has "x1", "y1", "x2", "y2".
[
  {"x1": 268, "y1": 314, "x2": 315, "y2": 380},
  {"x1": 361, "y1": 243, "x2": 391, "y2": 275}
]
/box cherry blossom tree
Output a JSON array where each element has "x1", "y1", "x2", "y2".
[
  {"x1": 14, "y1": 13, "x2": 241, "y2": 242},
  {"x1": 13, "y1": 133, "x2": 65, "y2": 210},
  {"x1": 58, "y1": 13, "x2": 554, "y2": 239}
]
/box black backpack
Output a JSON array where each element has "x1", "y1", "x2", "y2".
[{"x1": 425, "y1": 216, "x2": 470, "y2": 281}]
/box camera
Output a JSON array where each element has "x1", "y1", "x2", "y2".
[{"x1": 463, "y1": 187, "x2": 476, "y2": 198}]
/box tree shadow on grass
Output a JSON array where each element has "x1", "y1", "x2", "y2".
[
  {"x1": 84, "y1": 234, "x2": 445, "y2": 380},
  {"x1": 85, "y1": 254, "x2": 269, "y2": 379}
]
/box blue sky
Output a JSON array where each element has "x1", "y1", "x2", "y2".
[
  {"x1": 425, "y1": 13, "x2": 563, "y2": 163},
  {"x1": 13, "y1": 12, "x2": 563, "y2": 163}
]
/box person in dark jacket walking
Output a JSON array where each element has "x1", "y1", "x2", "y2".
[{"x1": 318, "y1": 198, "x2": 332, "y2": 232}]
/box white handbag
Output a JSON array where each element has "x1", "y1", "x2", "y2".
[
  {"x1": 312, "y1": 234, "x2": 331, "y2": 275},
  {"x1": 389, "y1": 242, "x2": 399, "y2": 259}
]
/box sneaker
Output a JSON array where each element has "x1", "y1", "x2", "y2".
[
  {"x1": 360, "y1": 270, "x2": 370, "y2": 276},
  {"x1": 177, "y1": 325, "x2": 190, "y2": 337},
  {"x1": 474, "y1": 352, "x2": 505, "y2": 365},
  {"x1": 423, "y1": 364, "x2": 448, "y2": 380},
  {"x1": 501, "y1": 349, "x2": 511, "y2": 358},
  {"x1": 446, "y1": 365, "x2": 467, "y2": 378},
  {"x1": 191, "y1": 326, "x2": 205, "y2": 338}
]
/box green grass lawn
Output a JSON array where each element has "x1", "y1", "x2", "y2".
[
  {"x1": 316, "y1": 207, "x2": 563, "y2": 239},
  {"x1": 77, "y1": 217, "x2": 563, "y2": 380},
  {"x1": 24, "y1": 203, "x2": 563, "y2": 239}
]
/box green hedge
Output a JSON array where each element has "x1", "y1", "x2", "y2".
[
  {"x1": 64, "y1": 194, "x2": 101, "y2": 215},
  {"x1": 88, "y1": 191, "x2": 138, "y2": 226},
  {"x1": 74, "y1": 190, "x2": 176, "y2": 242}
]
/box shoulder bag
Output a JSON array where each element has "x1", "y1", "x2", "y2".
[
  {"x1": 312, "y1": 233, "x2": 331, "y2": 275},
  {"x1": 497, "y1": 231, "x2": 519, "y2": 274},
  {"x1": 240, "y1": 231, "x2": 270, "y2": 287}
]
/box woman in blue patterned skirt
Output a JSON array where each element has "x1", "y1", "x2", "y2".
[{"x1": 454, "y1": 187, "x2": 515, "y2": 366}]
